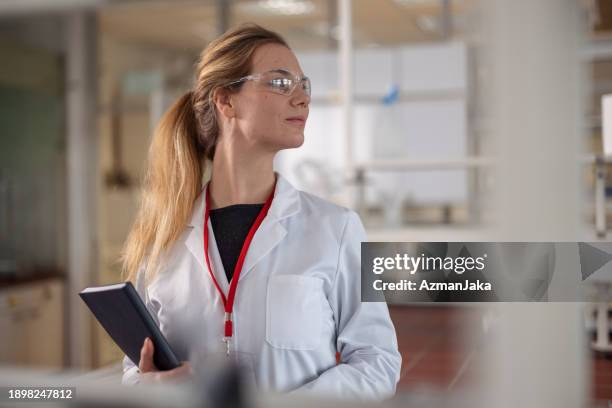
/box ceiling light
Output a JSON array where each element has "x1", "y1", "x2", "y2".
[
  {"x1": 393, "y1": 0, "x2": 440, "y2": 6},
  {"x1": 239, "y1": 0, "x2": 315, "y2": 16}
]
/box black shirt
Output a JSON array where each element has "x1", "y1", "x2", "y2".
[{"x1": 209, "y1": 203, "x2": 265, "y2": 282}]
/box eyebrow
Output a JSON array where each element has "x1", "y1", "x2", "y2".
[{"x1": 269, "y1": 68, "x2": 307, "y2": 78}]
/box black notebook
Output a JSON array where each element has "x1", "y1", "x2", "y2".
[{"x1": 79, "y1": 282, "x2": 180, "y2": 371}]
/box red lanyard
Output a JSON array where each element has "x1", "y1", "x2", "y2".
[{"x1": 203, "y1": 181, "x2": 275, "y2": 355}]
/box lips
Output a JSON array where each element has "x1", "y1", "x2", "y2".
[
  {"x1": 285, "y1": 116, "x2": 306, "y2": 122},
  {"x1": 285, "y1": 116, "x2": 306, "y2": 126}
]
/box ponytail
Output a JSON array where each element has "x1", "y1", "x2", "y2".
[{"x1": 122, "y1": 91, "x2": 205, "y2": 283}]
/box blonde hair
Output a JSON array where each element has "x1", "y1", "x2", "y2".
[{"x1": 122, "y1": 23, "x2": 289, "y2": 283}]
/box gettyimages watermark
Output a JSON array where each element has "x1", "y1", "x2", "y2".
[{"x1": 361, "y1": 242, "x2": 612, "y2": 302}]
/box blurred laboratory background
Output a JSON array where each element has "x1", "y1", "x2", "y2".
[{"x1": 0, "y1": 0, "x2": 611, "y2": 407}]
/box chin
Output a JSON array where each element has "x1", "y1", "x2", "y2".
[
  {"x1": 289, "y1": 133, "x2": 305, "y2": 148},
  {"x1": 279, "y1": 132, "x2": 304, "y2": 149}
]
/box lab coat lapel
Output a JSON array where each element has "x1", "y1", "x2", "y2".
[
  {"x1": 238, "y1": 173, "x2": 301, "y2": 282},
  {"x1": 185, "y1": 184, "x2": 230, "y2": 293},
  {"x1": 238, "y1": 218, "x2": 286, "y2": 282}
]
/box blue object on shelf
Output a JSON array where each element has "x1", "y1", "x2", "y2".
[{"x1": 381, "y1": 84, "x2": 400, "y2": 105}]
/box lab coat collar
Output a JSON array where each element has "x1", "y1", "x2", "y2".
[
  {"x1": 185, "y1": 171, "x2": 300, "y2": 288},
  {"x1": 187, "y1": 171, "x2": 300, "y2": 228}
]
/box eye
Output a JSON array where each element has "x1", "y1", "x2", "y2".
[{"x1": 268, "y1": 77, "x2": 293, "y2": 91}]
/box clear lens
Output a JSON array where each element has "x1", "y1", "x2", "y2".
[
  {"x1": 301, "y1": 77, "x2": 311, "y2": 97},
  {"x1": 257, "y1": 71, "x2": 311, "y2": 97},
  {"x1": 268, "y1": 76, "x2": 294, "y2": 94}
]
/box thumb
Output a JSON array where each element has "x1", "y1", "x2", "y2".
[{"x1": 139, "y1": 338, "x2": 157, "y2": 373}]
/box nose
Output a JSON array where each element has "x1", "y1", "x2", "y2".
[{"x1": 290, "y1": 85, "x2": 310, "y2": 108}]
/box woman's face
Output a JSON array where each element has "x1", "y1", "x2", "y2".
[{"x1": 227, "y1": 43, "x2": 310, "y2": 153}]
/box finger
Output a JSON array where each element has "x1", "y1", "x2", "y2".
[{"x1": 139, "y1": 338, "x2": 157, "y2": 373}]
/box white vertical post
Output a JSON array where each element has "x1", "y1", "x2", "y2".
[
  {"x1": 602, "y1": 95, "x2": 612, "y2": 156},
  {"x1": 595, "y1": 157, "x2": 606, "y2": 237},
  {"x1": 598, "y1": 95, "x2": 612, "y2": 237},
  {"x1": 593, "y1": 289, "x2": 612, "y2": 352},
  {"x1": 480, "y1": 1, "x2": 588, "y2": 407},
  {"x1": 482, "y1": 303, "x2": 589, "y2": 408},
  {"x1": 66, "y1": 11, "x2": 98, "y2": 369},
  {"x1": 339, "y1": 0, "x2": 354, "y2": 207},
  {"x1": 486, "y1": 0, "x2": 583, "y2": 241}
]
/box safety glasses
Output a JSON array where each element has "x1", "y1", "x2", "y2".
[{"x1": 227, "y1": 69, "x2": 311, "y2": 97}]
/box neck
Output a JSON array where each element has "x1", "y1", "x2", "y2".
[{"x1": 209, "y1": 143, "x2": 276, "y2": 209}]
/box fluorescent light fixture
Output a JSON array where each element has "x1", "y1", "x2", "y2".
[
  {"x1": 393, "y1": 0, "x2": 440, "y2": 5},
  {"x1": 239, "y1": 0, "x2": 315, "y2": 16}
]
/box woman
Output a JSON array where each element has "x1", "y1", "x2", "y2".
[{"x1": 121, "y1": 23, "x2": 401, "y2": 401}]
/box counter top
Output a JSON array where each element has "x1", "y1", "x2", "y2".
[{"x1": 0, "y1": 270, "x2": 64, "y2": 290}]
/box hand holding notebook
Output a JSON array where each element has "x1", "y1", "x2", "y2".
[
  {"x1": 79, "y1": 281, "x2": 191, "y2": 382},
  {"x1": 137, "y1": 337, "x2": 193, "y2": 383}
]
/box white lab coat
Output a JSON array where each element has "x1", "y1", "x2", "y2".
[{"x1": 122, "y1": 172, "x2": 402, "y2": 400}]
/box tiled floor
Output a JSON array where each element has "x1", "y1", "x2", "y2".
[
  {"x1": 389, "y1": 306, "x2": 484, "y2": 392},
  {"x1": 388, "y1": 305, "x2": 612, "y2": 403},
  {"x1": 594, "y1": 354, "x2": 612, "y2": 402}
]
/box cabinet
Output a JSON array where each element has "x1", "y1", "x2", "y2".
[{"x1": 0, "y1": 279, "x2": 64, "y2": 368}]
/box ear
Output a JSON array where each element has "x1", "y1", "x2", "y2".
[{"x1": 213, "y1": 87, "x2": 235, "y2": 119}]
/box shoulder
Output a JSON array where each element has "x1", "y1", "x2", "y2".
[
  {"x1": 294, "y1": 189, "x2": 366, "y2": 240},
  {"x1": 297, "y1": 189, "x2": 348, "y2": 217},
  {"x1": 275, "y1": 171, "x2": 363, "y2": 235}
]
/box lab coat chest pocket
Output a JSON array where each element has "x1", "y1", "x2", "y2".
[{"x1": 266, "y1": 275, "x2": 325, "y2": 350}]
